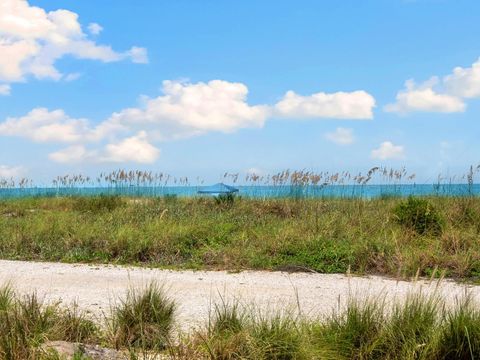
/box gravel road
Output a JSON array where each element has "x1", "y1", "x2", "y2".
[{"x1": 0, "y1": 260, "x2": 478, "y2": 331}]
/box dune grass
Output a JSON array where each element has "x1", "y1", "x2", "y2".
[
  {"x1": 0, "y1": 284, "x2": 98, "y2": 360},
  {"x1": 0, "y1": 195, "x2": 480, "y2": 279},
  {"x1": 2, "y1": 282, "x2": 480, "y2": 359},
  {"x1": 108, "y1": 282, "x2": 176, "y2": 351},
  {"x1": 171, "y1": 291, "x2": 480, "y2": 360}
]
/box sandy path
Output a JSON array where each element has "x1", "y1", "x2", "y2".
[{"x1": 0, "y1": 260, "x2": 478, "y2": 331}]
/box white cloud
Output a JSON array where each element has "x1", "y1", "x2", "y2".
[
  {"x1": 1, "y1": 79, "x2": 377, "y2": 165},
  {"x1": 385, "y1": 79, "x2": 465, "y2": 114},
  {"x1": 127, "y1": 46, "x2": 149, "y2": 64},
  {"x1": 444, "y1": 58, "x2": 480, "y2": 98},
  {"x1": 0, "y1": 84, "x2": 11, "y2": 95},
  {"x1": 387, "y1": 57, "x2": 480, "y2": 114},
  {"x1": 274, "y1": 90, "x2": 375, "y2": 119},
  {"x1": 371, "y1": 141, "x2": 405, "y2": 160},
  {"x1": 325, "y1": 127, "x2": 354, "y2": 145},
  {"x1": 0, "y1": 0, "x2": 147, "y2": 89},
  {"x1": 106, "y1": 80, "x2": 270, "y2": 140},
  {"x1": 49, "y1": 132, "x2": 160, "y2": 164},
  {"x1": 0, "y1": 165, "x2": 24, "y2": 178},
  {"x1": 87, "y1": 22, "x2": 103, "y2": 35},
  {"x1": 48, "y1": 145, "x2": 90, "y2": 163},
  {"x1": 101, "y1": 132, "x2": 160, "y2": 163},
  {"x1": 0, "y1": 107, "x2": 99, "y2": 143}
]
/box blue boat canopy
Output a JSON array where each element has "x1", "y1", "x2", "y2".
[{"x1": 198, "y1": 183, "x2": 239, "y2": 194}]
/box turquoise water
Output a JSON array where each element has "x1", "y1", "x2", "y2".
[{"x1": 0, "y1": 184, "x2": 479, "y2": 199}]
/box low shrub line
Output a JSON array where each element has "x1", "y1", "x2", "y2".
[{"x1": 1, "y1": 195, "x2": 480, "y2": 279}]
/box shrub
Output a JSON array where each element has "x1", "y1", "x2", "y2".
[
  {"x1": 109, "y1": 282, "x2": 176, "y2": 350},
  {"x1": 393, "y1": 197, "x2": 443, "y2": 235},
  {"x1": 214, "y1": 193, "x2": 236, "y2": 207},
  {"x1": 72, "y1": 195, "x2": 124, "y2": 213}
]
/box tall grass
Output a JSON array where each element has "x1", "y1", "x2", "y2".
[
  {"x1": 0, "y1": 165, "x2": 478, "y2": 199},
  {"x1": 0, "y1": 195, "x2": 479, "y2": 279},
  {"x1": 2, "y1": 282, "x2": 480, "y2": 359},
  {"x1": 108, "y1": 282, "x2": 176, "y2": 351},
  {"x1": 0, "y1": 285, "x2": 97, "y2": 359}
]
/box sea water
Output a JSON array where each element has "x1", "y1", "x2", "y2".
[{"x1": 0, "y1": 184, "x2": 479, "y2": 199}]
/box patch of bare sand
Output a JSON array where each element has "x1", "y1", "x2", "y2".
[{"x1": 0, "y1": 260, "x2": 478, "y2": 331}]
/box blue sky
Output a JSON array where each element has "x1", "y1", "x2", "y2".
[{"x1": 1, "y1": 0, "x2": 480, "y2": 183}]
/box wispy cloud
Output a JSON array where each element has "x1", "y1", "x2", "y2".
[
  {"x1": 0, "y1": 165, "x2": 25, "y2": 178},
  {"x1": 325, "y1": 127, "x2": 355, "y2": 145}
]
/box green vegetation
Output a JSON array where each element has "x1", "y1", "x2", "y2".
[
  {"x1": 2, "y1": 282, "x2": 480, "y2": 359},
  {"x1": 393, "y1": 197, "x2": 444, "y2": 235},
  {"x1": 0, "y1": 195, "x2": 480, "y2": 279},
  {"x1": 0, "y1": 284, "x2": 98, "y2": 359},
  {"x1": 108, "y1": 282, "x2": 175, "y2": 351}
]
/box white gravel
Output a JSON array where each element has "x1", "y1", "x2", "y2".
[{"x1": 0, "y1": 260, "x2": 478, "y2": 331}]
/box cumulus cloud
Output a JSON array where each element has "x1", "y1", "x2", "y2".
[
  {"x1": 0, "y1": 84, "x2": 10, "y2": 95},
  {"x1": 371, "y1": 141, "x2": 405, "y2": 160},
  {"x1": 0, "y1": 0, "x2": 147, "y2": 88},
  {"x1": 1, "y1": 79, "x2": 376, "y2": 164},
  {"x1": 106, "y1": 80, "x2": 270, "y2": 140},
  {"x1": 0, "y1": 165, "x2": 24, "y2": 178},
  {"x1": 274, "y1": 90, "x2": 375, "y2": 119},
  {"x1": 385, "y1": 78, "x2": 465, "y2": 114},
  {"x1": 444, "y1": 58, "x2": 480, "y2": 98},
  {"x1": 48, "y1": 145, "x2": 90, "y2": 163},
  {"x1": 325, "y1": 127, "x2": 354, "y2": 145},
  {"x1": 0, "y1": 108, "x2": 100, "y2": 143},
  {"x1": 101, "y1": 132, "x2": 160, "y2": 163},
  {"x1": 387, "y1": 57, "x2": 480, "y2": 114},
  {"x1": 49, "y1": 132, "x2": 160, "y2": 164}
]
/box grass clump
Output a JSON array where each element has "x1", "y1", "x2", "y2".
[
  {"x1": 72, "y1": 194, "x2": 124, "y2": 213},
  {"x1": 375, "y1": 293, "x2": 440, "y2": 359},
  {"x1": 433, "y1": 295, "x2": 480, "y2": 359},
  {"x1": 178, "y1": 302, "x2": 307, "y2": 359},
  {"x1": 312, "y1": 298, "x2": 384, "y2": 359},
  {"x1": 0, "y1": 284, "x2": 98, "y2": 359},
  {"x1": 393, "y1": 197, "x2": 444, "y2": 235},
  {"x1": 109, "y1": 282, "x2": 176, "y2": 351}
]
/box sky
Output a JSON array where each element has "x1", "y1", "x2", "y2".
[{"x1": 1, "y1": 0, "x2": 480, "y2": 184}]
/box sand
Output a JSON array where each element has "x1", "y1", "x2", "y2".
[{"x1": 0, "y1": 260, "x2": 478, "y2": 331}]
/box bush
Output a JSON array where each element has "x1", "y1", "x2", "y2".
[
  {"x1": 214, "y1": 193, "x2": 236, "y2": 207},
  {"x1": 109, "y1": 282, "x2": 176, "y2": 350},
  {"x1": 393, "y1": 197, "x2": 443, "y2": 235},
  {"x1": 72, "y1": 195, "x2": 124, "y2": 213}
]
